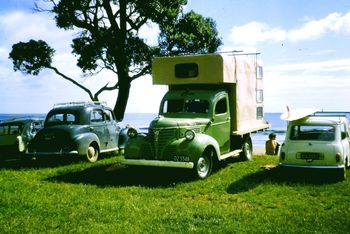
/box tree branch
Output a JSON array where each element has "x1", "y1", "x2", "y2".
[
  {"x1": 48, "y1": 66, "x2": 95, "y2": 101},
  {"x1": 94, "y1": 81, "x2": 119, "y2": 100}
]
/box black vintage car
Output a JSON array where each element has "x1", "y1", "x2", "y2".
[{"x1": 28, "y1": 102, "x2": 126, "y2": 162}]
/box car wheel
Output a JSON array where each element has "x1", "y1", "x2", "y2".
[
  {"x1": 86, "y1": 145, "x2": 99, "y2": 162},
  {"x1": 240, "y1": 136, "x2": 253, "y2": 161},
  {"x1": 194, "y1": 150, "x2": 213, "y2": 179},
  {"x1": 341, "y1": 167, "x2": 346, "y2": 180}
]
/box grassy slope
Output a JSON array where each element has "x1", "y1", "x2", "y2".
[{"x1": 0, "y1": 155, "x2": 349, "y2": 233}]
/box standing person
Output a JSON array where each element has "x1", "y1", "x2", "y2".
[{"x1": 265, "y1": 133, "x2": 280, "y2": 155}]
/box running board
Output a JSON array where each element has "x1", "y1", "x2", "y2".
[{"x1": 219, "y1": 149, "x2": 242, "y2": 160}]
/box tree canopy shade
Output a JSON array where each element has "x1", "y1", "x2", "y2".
[{"x1": 8, "y1": 0, "x2": 222, "y2": 121}]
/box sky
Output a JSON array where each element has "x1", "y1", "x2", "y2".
[{"x1": 0, "y1": 0, "x2": 350, "y2": 114}]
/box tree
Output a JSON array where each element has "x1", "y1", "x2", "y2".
[{"x1": 9, "y1": 0, "x2": 222, "y2": 121}]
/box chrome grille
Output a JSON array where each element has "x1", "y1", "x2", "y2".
[{"x1": 148, "y1": 128, "x2": 177, "y2": 159}]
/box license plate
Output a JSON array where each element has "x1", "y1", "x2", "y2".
[{"x1": 297, "y1": 152, "x2": 323, "y2": 160}]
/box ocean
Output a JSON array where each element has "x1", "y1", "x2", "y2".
[{"x1": 0, "y1": 112, "x2": 286, "y2": 151}]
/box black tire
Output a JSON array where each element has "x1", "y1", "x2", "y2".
[
  {"x1": 86, "y1": 144, "x2": 99, "y2": 162},
  {"x1": 337, "y1": 167, "x2": 346, "y2": 181},
  {"x1": 194, "y1": 150, "x2": 213, "y2": 179},
  {"x1": 240, "y1": 136, "x2": 253, "y2": 161}
]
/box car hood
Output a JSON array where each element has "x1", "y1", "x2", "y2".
[{"x1": 149, "y1": 115, "x2": 210, "y2": 129}]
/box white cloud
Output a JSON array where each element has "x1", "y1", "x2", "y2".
[
  {"x1": 264, "y1": 58, "x2": 350, "y2": 112},
  {"x1": 228, "y1": 11, "x2": 350, "y2": 46}
]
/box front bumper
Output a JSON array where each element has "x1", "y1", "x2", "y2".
[
  {"x1": 279, "y1": 163, "x2": 345, "y2": 169},
  {"x1": 121, "y1": 158, "x2": 194, "y2": 169}
]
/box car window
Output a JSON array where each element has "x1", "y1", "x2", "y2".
[
  {"x1": 9, "y1": 125, "x2": 22, "y2": 135},
  {"x1": 0, "y1": 125, "x2": 7, "y2": 135},
  {"x1": 46, "y1": 113, "x2": 78, "y2": 126},
  {"x1": 290, "y1": 125, "x2": 335, "y2": 141},
  {"x1": 91, "y1": 110, "x2": 105, "y2": 123},
  {"x1": 105, "y1": 110, "x2": 115, "y2": 122},
  {"x1": 340, "y1": 124, "x2": 348, "y2": 140}
]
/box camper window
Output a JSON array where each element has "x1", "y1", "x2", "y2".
[
  {"x1": 256, "y1": 90, "x2": 264, "y2": 103},
  {"x1": 175, "y1": 63, "x2": 198, "y2": 78},
  {"x1": 257, "y1": 107, "x2": 263, "y2": 119},
  {"x1": 257, "y1": 66, "x2": 263, "y2": 79}
]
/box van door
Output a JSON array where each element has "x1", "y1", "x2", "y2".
[{"x1": 211, "y1": 96, "x2": 230, "y2": 153}]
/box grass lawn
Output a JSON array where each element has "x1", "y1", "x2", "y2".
[{"x1": 0, "y1": 154, "x2": 349, "y2": 233}]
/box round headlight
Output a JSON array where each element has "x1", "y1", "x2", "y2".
[
  {"x1": 127, "y1": 128, "x2": 138, "y2": 138},
  {"x1": 185, "y1": 130, "x2": 195, "y2": 141}
]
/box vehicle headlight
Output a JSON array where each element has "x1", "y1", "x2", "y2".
[
  {"x1": 127, "y1": 128, "x2": 138, "y2": 138},
  {"x1": 185, "y1": 130, "x2": 195, "y2": 141}
]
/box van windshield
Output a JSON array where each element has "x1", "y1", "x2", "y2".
[
  {"x1": 161, "y1": 99, "x2": 209, "y2": 115},
  {"x1": 290, "y1": 125, "x2": 335, "y2": 141}
]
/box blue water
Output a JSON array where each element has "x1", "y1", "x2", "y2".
[{"x1": 0, "y1": 112, "x2": 285, "y2": 150}]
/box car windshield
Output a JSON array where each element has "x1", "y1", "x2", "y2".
[
  {"x1": 290, "y1": 125, "x2": 335, "y2": 141},
  {"x1": 161, "y1": 99, "x2": 210, "y2": 115},
  {"x1": 46, "y1": 112, "x2": 78, "y2": 126}
]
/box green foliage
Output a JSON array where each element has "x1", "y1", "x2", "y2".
[
  {"x1": 9, "y1": 40, "x2": 55, "y2": 75},
  {"x1": 9, "y1": 0, "x2": 222, "y2": 120},
  {"x1": 1, "y1": 155, "x2": 349, "y2": 233},
  {"x1": 159, "y1": 11, "x2": 222, "y2": 55}
]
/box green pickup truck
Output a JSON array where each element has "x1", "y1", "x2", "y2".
[{"x1": 123, "y1": 53, "x2": 270, "y2": 178}]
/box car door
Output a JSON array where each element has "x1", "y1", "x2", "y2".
[
  {"x1": 90, "y1": 109, "x2": 109, "y2": 150},
  {"x1": 104, "y1": 109, "x2": 120, "y2": 149},
  {"x1": 340, "y1": 123, "x2": 350, "y2": 166}
]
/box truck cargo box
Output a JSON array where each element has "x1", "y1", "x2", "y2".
[{"x1": 152, "y1": 53, "x2": 269, "y2": 135}]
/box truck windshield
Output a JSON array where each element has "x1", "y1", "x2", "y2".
[
  {"x1": 162, "y1": 99, "x2": 209, "y2": 115},
  {"x1": 290, "y1": 125, "x2": 335, "y2": 141}
]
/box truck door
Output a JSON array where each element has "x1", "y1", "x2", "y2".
[{"x1": 212, "y1": 96, "x2": 231, "y2": 153}]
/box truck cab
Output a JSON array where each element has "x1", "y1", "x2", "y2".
[{"x1": 123, "y1": 53, "x2": 270, "y2": 178}]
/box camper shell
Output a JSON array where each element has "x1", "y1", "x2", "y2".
[{"x1": 123, "y1": 53, "x2": 270, "y2": 178}]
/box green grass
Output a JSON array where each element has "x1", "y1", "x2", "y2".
[{"x1": 1, "y1": 155, "x2": 350, "y2": 233}]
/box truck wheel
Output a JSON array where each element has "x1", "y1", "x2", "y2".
[
  {"x1": 240, "y1": 136, "x2": 253, "y2": 161},
  {"x1": 86, "y1": 145, "x2": 99, "y2": 162},
  {"x1": 194, "y1": 150, "x2": 213, "y2": 179}
]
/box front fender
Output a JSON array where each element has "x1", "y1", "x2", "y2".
[
  {"x1": 176, "y1": 133, "x2": 220, "y2": 161},
  {"x1": 125, "y1": 134, "x2": 151, "y2": 159},
  {"x1": 74, "y1": 133, "x2": 100, "y2": 155}
]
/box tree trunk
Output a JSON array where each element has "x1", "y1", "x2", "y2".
[{"x1": 113, "y1": 74, "x2": 131, "y2": 121}]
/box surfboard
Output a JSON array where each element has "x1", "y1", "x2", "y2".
[{"x1": 280, "y1": 107, "x2": 319, "y2": 121}]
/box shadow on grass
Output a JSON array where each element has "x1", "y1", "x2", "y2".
[
  {"x1": 0, "y1": 157, "x2": 82, "y2": 170},
  {"x1": 0, "y1": 153, "x2": 120, "y2": 170},
  {"x1": 48, "y1": 163, "x2": 195, "y2": 188},
  {"x1": 227, "y1": 166, "x2": 344, "y2": 194}
]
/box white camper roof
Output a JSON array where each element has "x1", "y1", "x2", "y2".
[{"x1": 152, "y1": 53, "x2": 258, "y2": 85}]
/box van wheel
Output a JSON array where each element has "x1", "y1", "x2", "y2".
[
  {"x1": 86, "y1": 145, "x2": 99, "y2": 162},
  {"x1": 194, "y1": 150, "x2": 213, "y2": 179},
  {"x1": 240, "y1": 136, "x2": 253, "y2": 161}
]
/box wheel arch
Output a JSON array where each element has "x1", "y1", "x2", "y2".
[
  {"x1": 74, "y1": 133, "x2": 101, "y2": 155},
  {"x1": 191, "y1": 133, "x2": 221, "y2": 162}
]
